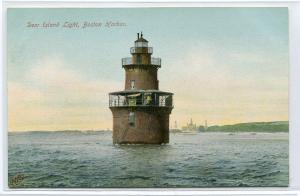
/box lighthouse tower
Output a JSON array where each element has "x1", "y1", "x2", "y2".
[{"x1": 109, "y1": 33, "x2": 174, "y2": 144}]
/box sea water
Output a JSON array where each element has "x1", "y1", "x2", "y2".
[{"x1": 8, "y1": 131, "x2": 288, "y2": 188}]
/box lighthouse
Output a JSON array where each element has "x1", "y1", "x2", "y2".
[{"x1": 109, "y1": 33, "x2": 174, "y2": 144}]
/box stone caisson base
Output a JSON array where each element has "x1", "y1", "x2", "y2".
[{"x1": 110, "y1": 107, "x2": 172, "y2": 144}]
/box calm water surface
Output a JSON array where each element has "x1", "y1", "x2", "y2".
[{"x1": 8, "y1": 131, "x2": 288, "y2": 188}]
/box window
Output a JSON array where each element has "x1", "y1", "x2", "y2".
[
  {"x1": 136, "y1": 55, "x2": 141, "y2": 64},
  {"x1": 129, "y1": 112, "x2": 135, "y2": 126},
  {"x1": 130, "y1": 80, "x2": 135, "y2": 89}
]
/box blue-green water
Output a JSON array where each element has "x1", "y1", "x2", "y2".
[{"x1": 8, "y1": 131, "x2": 288, "y2": 188}]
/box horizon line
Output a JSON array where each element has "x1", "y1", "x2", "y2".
[{"x1": 8, "y1": 120, "x2": 289, "y2": 132}]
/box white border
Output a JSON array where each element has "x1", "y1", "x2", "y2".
[{"x1": 1, "y1": 1, "x2": 300, "y2": 195}]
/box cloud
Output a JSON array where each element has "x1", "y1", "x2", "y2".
[
  {"x1": 161, "y1": 43, "x2": 288, "y2": 126},
  {"x1": 8, "y1": 57, "x2": 122, "y2": 131}
]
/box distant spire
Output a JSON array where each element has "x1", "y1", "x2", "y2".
[
  {"x1": 141, "y1": 31, "x2": 143, "y2": 38},
  {"x1": 137, "y1": 33, "x2": 139, "y2": 39}
]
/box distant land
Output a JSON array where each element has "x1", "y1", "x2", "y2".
[
  {"x1": 170, "y1": 121, "x2": 289, "y2": 133},
  {"x1": 201, "y1": 121, "x2": 289, "y2": 133},
  {"x1": 9, "y1": 121, "x2": 289, "y2": 133}
]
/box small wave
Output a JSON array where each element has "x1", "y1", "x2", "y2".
[
  {"x1": 253, "y1": 171, "x2": 281, "y2": 178},
  {"x1": 116, "y1": 175, "x2": 151, "y2": 180},
  {"x1": 32, "y1": 173, "x2": 65, "y2": 182}
]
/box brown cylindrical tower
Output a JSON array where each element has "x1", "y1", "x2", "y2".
[{"x1": 109, "y1": 33, "x2": 173, "y2": 144}]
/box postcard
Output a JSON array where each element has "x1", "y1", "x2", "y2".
[{"x1": 7, "y1": 7, "x2": 289, "y2": 188}]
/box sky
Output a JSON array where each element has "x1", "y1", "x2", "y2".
[{"x1": 7, "y1": 8, "x2": 289, "y2": 131}]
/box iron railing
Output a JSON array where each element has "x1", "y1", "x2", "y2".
[
  {"x1": 151, "y1": 57, "x2": 161, "y2": 66},
  {"x1": 122, "y1": 57, "x2": 161, "y2": 66},
  {"x1": 122, "y1": 58, "x2": 132, "y2": 66}
]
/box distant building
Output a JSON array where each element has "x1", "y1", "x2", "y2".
[
  {"x1": 182, "y1": 118, "x2": 197, "y2": 132},
  {"x1": 170, "y1": 120, "x2": 181, "y2": 133},
  {"x1": 205, "y1": 120, "x2": 208, "y2": 130}
]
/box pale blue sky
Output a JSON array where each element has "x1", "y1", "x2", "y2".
[{"x1": 7, "y1": 8, "x2": 289, "y2": 131}]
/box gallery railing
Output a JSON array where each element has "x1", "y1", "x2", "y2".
[
  {"x1": 150, "y1": 57, "x2": 161, "y2": 66},
  {"x1": 122, "y1": 57, "x2": 161, "y2": 66}
]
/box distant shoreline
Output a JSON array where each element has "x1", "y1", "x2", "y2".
[
  {"x1": 204, "y1": 121, "x2": 289, "y2": 133},
  {"x1": 8, "y1": 121, "x2": 288, "y2": 133},
  {"x1": 171, "y1": 121, "x2": 289, "y2": 133}
]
